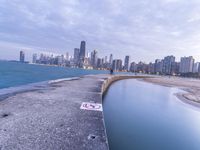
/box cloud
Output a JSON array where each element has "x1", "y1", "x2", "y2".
[{"x1": 0, "y1": 0, "x2": 200, "y2": 62}]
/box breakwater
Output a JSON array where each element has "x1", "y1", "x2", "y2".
[{"x1": 0, "y1": 74, "x2": 147, "y2": 150}]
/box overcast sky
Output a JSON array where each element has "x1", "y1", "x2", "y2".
[{"x1": 0, "y1": 0, "x2": 200, "y2": 62}]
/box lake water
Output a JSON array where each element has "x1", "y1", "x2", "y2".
[
  {"x1": 103, "y1": 79, "x2": 200, "y2": 150},
  {"x1": 0, "y1": 61, "x2": 108, "y2": 89}
]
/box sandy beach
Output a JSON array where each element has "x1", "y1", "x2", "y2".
[{"x1": 142, "y1": 76, "x2": 200, "y2": 107}]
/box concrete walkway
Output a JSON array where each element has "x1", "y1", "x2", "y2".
[{"x1": 0, "y1": 74, "x2": 145, "y2": 150}]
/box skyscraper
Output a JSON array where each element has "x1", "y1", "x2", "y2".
[
  {"x1": 105, "y1": 56, "x2": 108, "y2": 63},
  {"x1": 162, "y1": 55, "x2": 175, "y2": 75},
  {"x1": 65, "y1": 52, "x2": 69, "y2": 61},
  {"x1": 109, "y1": 54, "x2": 113, "y2": 64},
  {"x1": 124, "y1": 55, "x2": 130, "y2": 71},
  {"x1": 171, "y1": 62, "x2": 180, "y2": 75},
  {"x1": 91, "y1": 50, "x2": 98, "y2": 67},
  {"x1": 79, "y1": 41, "x2": 86, "y2": 59},
  {"x1": 79, "y1": 41, "x2": 86, "y2": 67},
  {"x1": 193, "y1": 62, "x2": 199, "y2": 73},
  {"x1": 58, "y1": 55, "x2": 64, "y2": 66},
  {"x1": 148, "y1": 62, "x2": 155, "y2": 74},
  {"x1": 112, "y1": 59, "x2": 122, "y2": 71},
  {"x1": 130, "y1": 62, "x2": 137, "y2": 72},
  {"x1": 179, "y1": 56, "x2": 194, "y2": 73},
  {"x1": 97, "y1": 58, "x2": 103, "y2": 68},
  {"x1": 20, "y1": 51, "x2": 25, "y2": 63},
  {"x1": 32, "y1": 53, "x2": 37, "y2": 63},
  {"x1": 74, "y1": 48, "x2": 80, "y2": 65},
  {"x1": 154, "y1": 59, "x2": 163, "y2": 74}
]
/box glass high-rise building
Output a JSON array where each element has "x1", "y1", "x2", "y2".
[
  {"x1": 112, "y1": 59, "x2": 122, "y2": 71},
  {"x1": 32, "y1": 53, "x2": 37, "y2": 63},
  {"x1": 124, "y1": 55, "x2": 130, "y2": 71},
  {"x1": 79, "y1": 41, "x2": 86, "y2": 59},
  {"x1": 179, "y1": 56, "x2": 194, "y2": 73},
  {"x1": 73, "y1": 48, "x2": 80, "y2": 65},
  {"x1": 109, "y1": 54, "x2": 113, "y2": 64},
  {"x1": 162, "y1": 55, "x2": 175, "y2": 75},
  {"x1": 20, "y1": 51, "x2": 25, "y2": 63},
  {"x1": 79, "y1": 41, "x2": 86, "y2": 67},
  {"x1": 91, "y1": 50, "x2": 98, "y2": 67}
]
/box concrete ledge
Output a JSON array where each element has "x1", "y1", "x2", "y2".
[
  {"x1": 0, "y1": 74, "x2": 148, "y2": 150},
  {"x1": 102, "y1": 75, "x2": 150, "y2": 94}
]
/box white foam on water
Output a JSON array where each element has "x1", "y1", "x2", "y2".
[
  {"x1": 0, "y1": 77, "x2": 80, "y2": 100},
  {"x1": 48, "y1": 77, "x2": 80, "y2": 84}
]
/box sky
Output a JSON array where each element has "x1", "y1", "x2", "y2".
[{"x1": 0, "y1": 0, "x2": 200, "y2": 63}]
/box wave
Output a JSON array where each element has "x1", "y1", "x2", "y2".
[{"x1": 48, "y1": 77, "x2": 80, "y2": 84}]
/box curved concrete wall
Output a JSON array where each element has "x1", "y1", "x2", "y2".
[{"x1": 101, "y1": 75, "x2": 149, "y2": 94}]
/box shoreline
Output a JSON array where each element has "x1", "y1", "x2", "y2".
[{"x1": 142, "y1": 76, "x2": 200, "y2": 108}]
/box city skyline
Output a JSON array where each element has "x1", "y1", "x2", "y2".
[
  {"x1": 1, "y1": 0, "x2": 200, "y2": 62},
  {"x1": 16, "y1": 41, "x2": 200, "y2": 76},
  {"x1": 2, "y1": 43, "x2": 200, "y2": 65},
  {"x1": 17, "y1": 41, "x2": 200, "y2": 65}
]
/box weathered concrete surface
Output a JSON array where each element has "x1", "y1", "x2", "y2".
[{"x1": 0, "y1": 74, "x2": 147, "y2": 150}]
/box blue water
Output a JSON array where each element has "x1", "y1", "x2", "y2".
[
  {"x1": 103, "y1": 79, "x2": 200, "y2": 150},
  {"x1": 0, "y1": 61, "x2": 108, "y2": 89}
]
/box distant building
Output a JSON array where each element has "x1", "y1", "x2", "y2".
[
  {"x1": 179, "y1": 56, "x2": 194, "y2": 73},
  {"x1": 109, "y1": 54, "x2": 113, "y2": 65},
  {"x1": 57, "y1": 55, "x2": 64, "y2": 66},
  {"x1": 105, "y1": 56, "x2": 108, "y2": 63},
  {"x1": 79, "y1": 41, "x2": 86, "y2": 67},
  {"x1": 193, "y1": 62, "x2": 199, "y2": 73},
  {"x1": 148, "y1": 62, "x2": 155, "y2": 74},
  {"x1": 65, "y1": 52, "x2": 69, "y2": 61},
  {"x1": 32, "y1": 53, "x2": 37, "y2": 63},
  {"x1": 162, "y1": 55, "x2": 175, "y2": 75},
  {"x1": 124, "y1": 56, "x2": 130, "y2": 71},
  {"x1": 97, "y1": 58, "x2": 103, "y2": 68},
  {"x1": 80, "y1": 41, "x2": 86, "y2": 58},
  {"x1": 112, "y1": 59, "x2": 122, "y2": 71},
  {"x1": 91, "y1": 50, "x2": 98, "y2": 68},
  {"x1": 73, "y1": 48, "x2": 80, "y2": 65},
  {"x1": 171, "y1": 62, "x2": 180, "y2": 75},
  {"x1": 130, "y1": 62, "x2": 137, "y2": 72},
  {"x1": 199, "y1": 64, "x2": 200, "y2": 73},
  {"x1": 19, "y1": 51, "x2": 25, "y2": 63},
  {"x1": 137, "y1": 61, "x2": 148, "y2": 73},
  {"x1": 154, "y1": 59, "x2": 163, "y2": 74}
]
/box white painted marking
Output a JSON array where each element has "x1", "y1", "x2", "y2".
[{"x1": 80, "y1": 102, "x2": 103, "y2": 111}]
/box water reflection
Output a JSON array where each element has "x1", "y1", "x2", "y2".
[{"x1": 103, "y1": 79, "x2": 200, "y2": 150}]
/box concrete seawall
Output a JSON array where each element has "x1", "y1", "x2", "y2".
[
  {"x1": 0, "y1": 74, "x2": 148, "y2": 150},
  {"x1": 101, "y1": 75, "x2": 150, "y2": 94}
]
